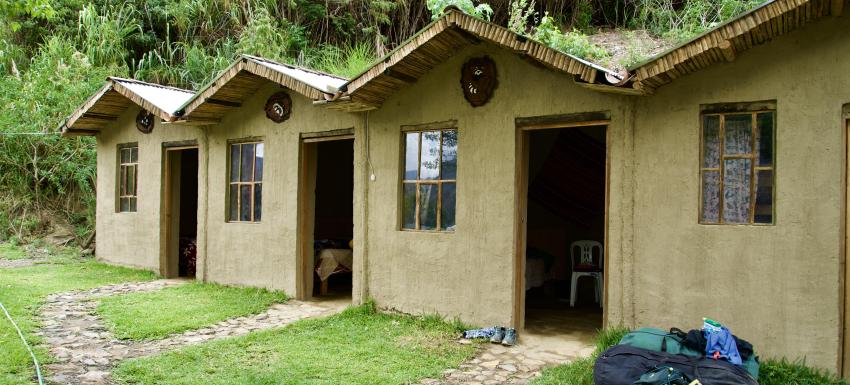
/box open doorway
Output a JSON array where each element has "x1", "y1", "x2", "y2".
[
  {"x1": 517, "y1": 123, "x2": 607, "y2": 342},
  {"x1": 299, "y1": 135, "x2": 354, "y2": 301},
  {"x1": 163, "y1": 147, "x2": 199, "y2": 278}
]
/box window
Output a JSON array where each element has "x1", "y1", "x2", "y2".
[
  {"x1": 117, "y1": 144, "x2": 138, "y2": 212},
  {"x1": 228, "y1": 141, "x2": 264, "y2": 222},
  {"x1": 700, "y1": 110, "x2": 775, "y2": 224},
  {"x1": 402, "y1": 128, "x2": 457, "y2": 231}
]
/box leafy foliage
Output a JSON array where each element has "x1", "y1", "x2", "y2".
[{"x1": 426, "y1": 0, "x2": 494, "y2": 20}]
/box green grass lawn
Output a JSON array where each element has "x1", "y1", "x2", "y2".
[
  {"x1": 0, "y1": 258, "x2": 156, "y2": 385},
  {"x1": 97, "y1": 282, "x2": 288, "y2": 340},
  {"x1": 0, "y1": 243, "x2": 29, "y2": 260},
  {"x1": 113, "y1": 304, "x2": 478, "y2": 385}
]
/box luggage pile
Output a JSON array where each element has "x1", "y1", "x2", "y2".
[{"x1": 594, "y1": 319, "x2": 760, "y2": 385}]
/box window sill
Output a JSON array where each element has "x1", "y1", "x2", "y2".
[{"x1": 399, "y1": 228, "x2": 456, "y2": 234}]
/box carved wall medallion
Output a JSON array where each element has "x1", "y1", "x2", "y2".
[
  {"x1": 135, "y1": 110, "x2": 155, "y2": 134},
  {"x1": 265, "y1": 91, "x2": 292, "y2": 123},
  {"x1": 460, "y1": 56, "x2": 497, "y2": 107}
]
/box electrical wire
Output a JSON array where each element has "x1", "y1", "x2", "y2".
[{"x1": 0, "y1": 302, "x2": 45, "y2": 385}]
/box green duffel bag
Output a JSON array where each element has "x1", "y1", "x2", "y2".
[
  {"x1": 619, "y1": 328, "x2": 703, "y2": 356},
  {"x1": 618, "y1": 328, "x2": 760, "y2": 380}
]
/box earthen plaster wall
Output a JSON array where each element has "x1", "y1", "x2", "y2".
[
  {"x1": 632, "y1": 15, "x2": 850, "y2": 371},
  {"x1": 96, "y1": 106, "x2": 207, "y2": 273},
  {"x1": 202, "y1": 83, "x2": 360, "y2": 296},
  {"x1": 363, "y1": 44, "x2": 635, "y2": 327}
]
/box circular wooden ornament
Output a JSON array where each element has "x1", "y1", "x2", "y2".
[
  {"x1": 135, "y1": 110, "x2": 155, "y2": 134},
  {"x1": 265, "y1": 92, "x2": 292, "y2": 123},
  {"x1": 460, "y1": 56, "x2": 497, "y2": 107}
]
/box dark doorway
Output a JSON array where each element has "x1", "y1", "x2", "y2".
[
  {"x1": 164, "y1": 147, "x2": 198, "y2": 278},
  {"x1": 300, "y1": 137, "x2": 354, "y2": 300},
  {"x1": 523, "y1": 125, "x2": 606, "y2": 337}
]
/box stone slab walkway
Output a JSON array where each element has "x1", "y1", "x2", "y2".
[
  {"x1": 0, "y1": 258, "x2": 37, "y2": 268},
  {"x1": 37, "y1": 279, "x2": 341, "y2": 385},
  {"x1": 418, "y1": 334, "x2": 595, "y2": 385}
]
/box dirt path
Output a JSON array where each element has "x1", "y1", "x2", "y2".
[{"x1": 37, "y1": 279, "x2": 342, "y2": 385}]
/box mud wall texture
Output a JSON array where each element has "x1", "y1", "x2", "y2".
[
  {"x1": 95, "y1": 106, "x2": 206, "y2": 273},
  {"x1": 362, "y1": 44, "x2": 633, "y2": 327},
  {"x1": 632, "y1": 16, "x2": 850, "y2": 371}
]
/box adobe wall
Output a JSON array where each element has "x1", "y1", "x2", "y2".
[
  {"x1": 632, "y1": 15, "x2": 850, "y2": 371},
  {"x1": 95, "y1": 106, "x2": 207, "y2": 273},
  {"x1": 362, "y1": 43, "x2": 635, "y2": 327},
  {"x1": 203, "y1": 83, "x2": 361, "y2": 295}
]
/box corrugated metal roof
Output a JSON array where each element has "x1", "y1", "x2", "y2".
[
  {"x1": 111, "y1": 77, "x2": 194, "y2": 114},
  {"x1": 243, "y1": 55, "x2": 347, "y2": 94}
]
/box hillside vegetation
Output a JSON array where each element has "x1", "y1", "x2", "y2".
[{"x1": 0, "y1": 0, "x2": 763, "y2": 243}]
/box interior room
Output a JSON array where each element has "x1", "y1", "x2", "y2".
[
  {"x1": 524, "y1": 126, "x2": 606, "y2": 337},
  {"x1": 311, "y1": 139, "x2": 355, "y2": 298},
  {"x1": 171, "y1": 148, "x2": 198, "y2": 278}
]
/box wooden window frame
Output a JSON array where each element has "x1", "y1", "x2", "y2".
[
  {"x1": 227, "y1": 139, "x2": 264, "y2": 223},
  {"x1": 699, "y1": 107, "x2": 776, "y2": 225},
  {"x1": 400, "y1": 123, "x2": 458, "y2": 232},
  {"x1": 117, "y1": 143, "x2": 138, "y2": 213}
]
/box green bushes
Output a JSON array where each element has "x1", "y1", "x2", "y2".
[{"x1": 760, "y1": 358, "x2": 847, "y2": 385}]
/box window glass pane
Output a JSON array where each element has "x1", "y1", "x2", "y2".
[
  {"x1": 441, "y1": 130, "x2": 458, "y2": 180},
  {"x1": 120, "y1": 197, "x2": 129, "y2": 212},
  {"x1": 402, "y1": 183, "x2": 417, "y2": 229},
  {"x1": 254, "y1": 143, "x2": 264, "y2": 181},
  {"x1": 119, "y1": 166, "x2": 126, "y2": 195},
  {"x1": 756, "y1": 113, "x2": 774, "y2": 167},
  {"x1": 441, "y1": 183, "x2": 456, "y2": 231},
  {"x1": 404, "y1": 133, "x2": 419, "y2": 180},
  {"x1": 240, "y1": 143, "x2": 255, "y2": 182},
  {"x1": 229, "y1": 185, "x2": 239, "y2": 221},
  {"x1": 129, "y1": 197, "x2": 137, "y2": 212},
  {"x1": 127, "y1": 165, "x2": 136, "y2": 196},
  {"x1": 230, "y1": 144, "x2": 240, "y2": 183},
  {"x1": 724, "y1": 114, "x2": 753, "y2": 155},
  {"x1": 121, "y1": 148, "x2": 130, "y2": 164},
  {"x1": 722, "y1": 158, "x2": 752, "y2": 224},
  {"x1": 240, "y1": 185, "x2": 252, "y2": 221},
  {"x1": 754, "y1": 170, "x2": 773, "y2": 224},
  {"x1": 702, "y1": 116, "x2": 721, "y2": 168},
  {"x1": 701, "y1": 171, "x2": 721, "y2": 223},
  {"x1": 419, "y1": 184, "x2": 438, "y2": 230},
  {"x1": 254, "y1": 184, "x2": 262, "y2": 222},
  {"x1": 420, "y1": 131, "x2": 441, "y2": 180},
  {"x1": 130, "y1": 147, "x2": 138, "y2": 163}
]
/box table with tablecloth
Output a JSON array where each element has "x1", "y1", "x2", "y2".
[{"x1": 315, "y1": 248, "x2": 353, "y2": 295}]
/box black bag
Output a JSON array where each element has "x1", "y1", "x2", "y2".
[
  {"x1": 634, "y1": 366, "x2": 692, "y2": 385},
  {"x1": 594, "y1": 345, "x2": 758, "y2": 385}
]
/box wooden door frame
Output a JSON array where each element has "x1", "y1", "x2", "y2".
[
  {"x1": 512, "y1": 112, "x2": 611, "y2": 331},
  {"x1": 842, "y1": 105, "x2": 850, "y2": 377},
  {"x1": 160, "y1": 143, "x2": 199, "y2": 279},
  {"x1": 296, "y1": 130, "x2": 354, "y2": 300}
]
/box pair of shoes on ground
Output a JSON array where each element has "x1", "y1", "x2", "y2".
[{"x1": 490, "y1": 327, "x2": 517, "y2": 346}]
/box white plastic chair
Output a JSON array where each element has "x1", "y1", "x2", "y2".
[{"x1": 569, "y1": 240, "x2": 604, "y2": 308}]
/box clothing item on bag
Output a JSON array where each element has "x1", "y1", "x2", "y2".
[
  {"x1": 704, "y1": 326, "x2": 743, "y2": 366},
  {"x1": 490, "y1": 327, "x2": 506, "y2": 343},
  {"x1": 501, "y1": 328, "x2": 517, "y2": 346},
  {"x1": 682, "y1": 329, "x2": 754, "y2": 361},
  {"x1": 461, "y1": 327, "x2": 497, "y2": 339}
]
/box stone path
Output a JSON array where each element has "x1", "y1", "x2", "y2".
[
  {"x1": 37, "y1": 279, "x2": 341, "y2": 385},
  {"x1": 0, "y1": 258, "x2": 37, "y2": 268},
  {"x1": 418, "y1": 334, "x2": 595, "y2": 385}
]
